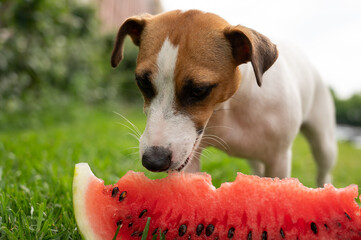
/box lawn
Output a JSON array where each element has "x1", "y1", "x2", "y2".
[{"x1": 0, "y1": 102, "x2": 360, "y2": 239}]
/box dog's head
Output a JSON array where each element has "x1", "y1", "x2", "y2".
[{"x1": 111, "y1": 10, "x2": 278, "y2": 172}]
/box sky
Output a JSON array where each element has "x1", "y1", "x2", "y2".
[{"x1": 161, "y1": 0, "x2": 361, "y2": 98}]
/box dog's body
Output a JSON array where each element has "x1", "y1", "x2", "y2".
[
  {"x1": 200, "y1": 43, "x2": 337, "y2": 186},
  {"x1": 111, "y1": 10, "x2": 337, "y2": 187}
]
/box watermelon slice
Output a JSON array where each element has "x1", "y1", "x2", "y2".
[{"x1": 73, "y1": 163, "x2": 361, "y2": 239}]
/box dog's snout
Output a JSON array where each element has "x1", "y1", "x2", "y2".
[{"x1": 142, "y1": 146, "x2": 172, "y2": 172}]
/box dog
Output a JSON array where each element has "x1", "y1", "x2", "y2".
[{"x1": 111, "y1": 10, "x2": 337, "y2": 187}]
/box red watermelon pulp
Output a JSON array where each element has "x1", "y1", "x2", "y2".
[{"x1": 73, "y1": 163, "x2": 361, "y2": 239}]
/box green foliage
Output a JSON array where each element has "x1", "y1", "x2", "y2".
[
  {"x1": 0, "y1": 0, "x2": 141, "y2": 114},
  {"x1": 332, "y1": 91, "x2": 361, "y2": 127}
]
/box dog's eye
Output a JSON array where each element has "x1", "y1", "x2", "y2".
[
  {"x1": 135, "y1": 72, "x2": 155, "y2": 99},
  {"x1": 136, "y1": 77, "x2": 150, "y2": 89},
  {"x1": 190, "y1": 86, "x2": 211, "y2": 99},
  {"x1": 189, "y1": 83, "x2": 218, "y2": 102},
  {"x1": 136, "y1": 75, "x2": 151, "y2": 89},
  {"x1": 179, "y1": 78, "x2": 218, "y2": 106}
]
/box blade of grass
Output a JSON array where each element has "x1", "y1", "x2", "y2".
[
  {"x1": 36, "y1": 202, "x2": 46, "y2": 235},
  {"x1": 49, "y1": 230, "x2": 67, "y2": 239},
  {"x1": 20, "y1": 209, "x2": 31, "y2": 239},
  {"x1": 141, "y1": 217, "x2": 151, "y2": 240},
  {"x1": 0, "y1": 226, "x2": 17, "y2": 240},
  {"x1": 159, "y1": 229, "x2": 166, "y2": 240},
  {"x1": 112, "y1": 224, "x2": 122, "y2": 240},
  {"x1": 18, "y1": 211, "x2": 25, "y2": 240},
  {"x1": 39, "y1": 219, "x2": 51, "y2": 237}
]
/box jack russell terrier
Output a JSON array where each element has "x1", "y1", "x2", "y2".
[{"x1": 111, "y1": 10, "x2": 337, "y2": 187}]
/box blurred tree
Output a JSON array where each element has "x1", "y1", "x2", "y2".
[
  {"x1": 0, "y1": 0, "x2": 140, "y2": 113},
  {"x1": 331, "y1": 89, "x2": 361, "y2": 127}
]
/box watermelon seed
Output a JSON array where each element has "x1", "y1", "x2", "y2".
[
  {"x1": 131, "y1": 231, "x2": 140, "y2": 237},
  {"x1": 280, "y1": 228, "x2": 285, "y2": 238},
  {"x1": 205, "y1": 224, "x2": 215, "y2": 236},
  {"x1": 119, "y1": 191, "x2": 127, "y2": 201},
  {"x1": 128, "y1": 222, "x2": 133, "y2": 227},
  {"x1": 261, "y1": 231, "x2": 267, "y2": 240},
  {"x1": 345, "y1": 212, "x2": 352, "y2": 220},
  {"x1": 227, "y1": 227, "x2": 235, "y2": 238},
  {"x1": 116, "y1": 220, "x2": 123, "y2": 227},
  {"x1": 178, "y1": 224, "x2": 187, "y2": 237},
  {"x1": 324, "y1": 224, "x2": 329, "y2": 230},
  {"x1": 187, "y1": 234, "x2": 191, "y2": 239},
  {"x1": 137, "y1": 231, "x2": 143, "y2": 237},
  {"x1": 163, "y1": 229, "x2": 168, "y2": 235},
  {"x1": 139, "y1": 209, "x2": 147, "y2": 218},
  {"x1": 310, "y1": 222, "x2": 318, "y2": 234},
  {"x1": 247, "y1": 231, "x2": 252, "y2": 240},
  {"x1": 112, "y1": 187, "x2": 119, "y2": 197},
  {"x1": 196, "y1": 224, "x2": 204, "y2": 236},
  {"x1": 152, "y1": 228, "x2": 158, "y2": 236},
  {"x1": 214, "y1": 236, "x2": 219, "y2": 240},
  {"x1": 337, "y1": 222, "x2": 342, "y2": 228}
]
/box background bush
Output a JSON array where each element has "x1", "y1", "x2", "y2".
[
  {"x1": 0, "y1": 0, "x2": 141, "y2": 114},
  {"x1": 333, "y1": 91, "x2": 361, "y2": 127}
]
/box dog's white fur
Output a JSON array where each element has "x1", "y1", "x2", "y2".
[
  {"x1": 111, "y1": 10, "x2": 337, "y2": 187},
  {"x1": 192, "y1": 42, "x2": 337, "y2": 186}
]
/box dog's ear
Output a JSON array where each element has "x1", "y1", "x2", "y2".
[
  {"x1": 111, "y1": 14, "x2": 152, "y2": 68},
  {"x1": 224, "y1": 25, "x2": 278, "y2": 86}
]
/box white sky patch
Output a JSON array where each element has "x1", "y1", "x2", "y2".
[{"x1": 161, "y1": 0, "x2": 361, "y2": 98}]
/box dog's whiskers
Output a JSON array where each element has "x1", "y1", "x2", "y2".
[
  {"x1": 200, "y1": 140, "x2": 215, "y2": 148},
  {"x1": 193, "y1": 151, "x2": 210, "y2": 161},
  {"x1": 117, "y1": 122, "x2": 141, "y2": 138},
  {"x1": 127, "y1": 132, "x2": 140, "y2": 142},
  {"x1": 124, "y1": 151, "x2": 140, "y2": 159},
  {"x1": 114, "y1": 112, "x2": 142, "y2": 159},
  {"x1": 200, "y1": 148, "x2": 211, "y2": 159},
  {"x1": 124, "y1": 146, "x2": 140, "y2": 150},
  {"x1": 204, "y1": 125, "x2": 233, "y2": 131},
  {"x1": 121, "y1": 146, "x2": 139, "y2": 159},
  {"x1": 129, "y1": 151, "x2": 140, "y2": 155},
  {"x1": 230, "y1": 95, "x2": 243, "y2": 102},
  {"x1": 213, "y1": 108, "x2": 234, "y2": 113},
  {"x1": 202, "y1": 135, "x2": 230, "y2": 152},
  {"x1": 114, "y1": 111, "x2": 142, "y2": 137}
]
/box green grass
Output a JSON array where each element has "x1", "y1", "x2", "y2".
[{"x1": 1, "y1": 102, "x2": 361, "y2": 239}]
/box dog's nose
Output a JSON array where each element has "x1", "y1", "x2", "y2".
[{"x1": 142, "y1": 146, "x2": 172, "y2": 172}]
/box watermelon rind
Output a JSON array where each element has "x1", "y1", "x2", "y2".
[{"x1": 73, "y1": 163, "x2": 100, "y2": 240}]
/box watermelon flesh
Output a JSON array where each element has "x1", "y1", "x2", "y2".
[{"x1": 73, "y1": 163, "x2": 361, "y2": 239}]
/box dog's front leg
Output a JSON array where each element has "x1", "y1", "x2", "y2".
[
  {"x1": 264, "y1": 149, "x2": 292, "y2": 179},
  {"x1": 248, "y1": 159, "x2": 266, "y2": 177}
]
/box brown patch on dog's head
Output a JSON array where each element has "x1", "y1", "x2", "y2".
[
  {"x1": 111, "y1": 10, "x2": 279, "y2": 172},
  {"x1": 111, "y1": 10, "x2": 278, "y2": 128}
]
